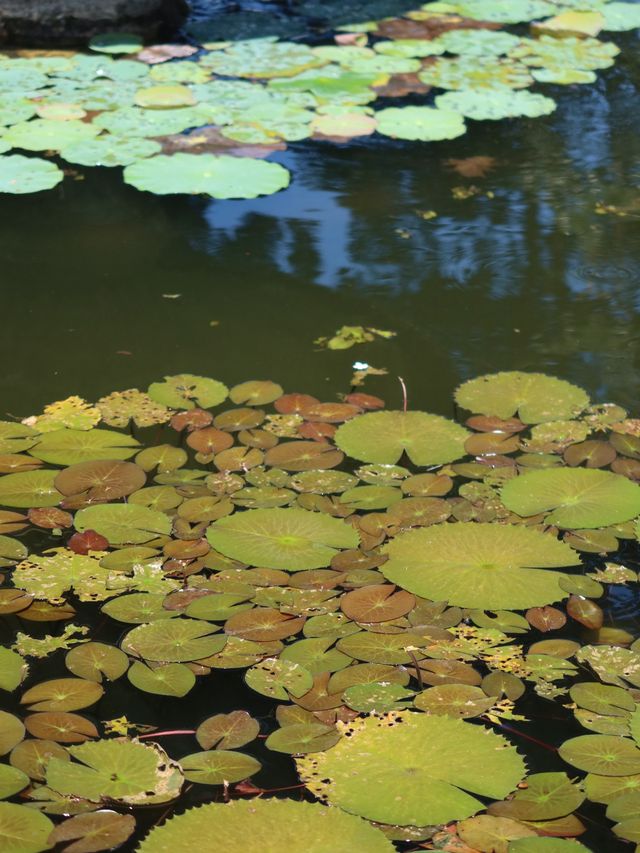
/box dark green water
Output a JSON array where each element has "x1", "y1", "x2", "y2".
[{"x1": 2, "y1": 17, "x2": 640, "y2": 421}]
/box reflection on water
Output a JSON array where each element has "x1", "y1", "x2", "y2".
[{"x1": 0, "y1": 25, "x2": 639, "y2": 419}]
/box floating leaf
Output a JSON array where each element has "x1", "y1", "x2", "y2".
[
  {"x1": 196, "y1": 711, "x2": 259, "y2": 750},
  {"x1": 24, "y1": 712, "x2": 98, "y2": 743},
  {"x1": 47, "y1": 811, "x2": 136, "y2": 853},
  {"x1": 127, "y1": 662, "x2": 196, "y2": 697},
  {"x1": 0, "y1": 647, "x2": 28, "y2": 692},
  {"x1": 0, "y1": 764, "x2": 28, "y2": 799},
  {"x1": 122, "y1": 619, "x2": 225, "y2": 662},
  {"x1": 125, "y1": 154, "x2": 290, "y2": 199},
  {"x1": 96, "y1": 389, "x2": 171, "y2": 428},
  {"x1": 13, "y1": 551, "x2": 111, "y2": 604},
  {"x1": 382, "y1": 523, "x2": 578, "y2": 609},
  {"x1": 436, "y1": 88, "x2": 557, "y2": 120},
  {"x1": 21, "y1": 678, "x2": 103, "y2": 712},
  {"x1": 0, "y1": 154, "x2": 64, "y2": 194},
  {"x1": 46, "y1": 740, "x2": 181, "y2": 803},
  {"x1": 137, "y1": 798, "x2": 394, "y2": 853},
  {"x1": 147, "y1": 374, "x2": 228, "y2": 410},
  {"x1": 458, "y1": 815, "x2": 536, "y2": 851},
  {"x1": 559, "y1": 735, "x2": 640, "y2": 776},
  {"x1": 89, "y1": 33, "x2": 143, "y2": 54},
  {"x1": 0, "y1": 471, "x2": 62, "y2": 509},
  {"x1": 297, "y1": 711, "x2": 525, "y2": 825},
  {"x1": 375, "y1": 106, "x2": 466, "y2": 141},
  {"x1": 74, "y1": 504, "x2": 171, "y2": 545},
  {"x1": 65, "y1": 643, "x2": 129, "y2": 683},
  {"x1": 245, "y1": 657, "x2": 313, "y2": 699},
  {"x1": 266, "y1": 723, "x2": 340, "y2": 754},
  {"x1": 0, "y1": 711, "x2": 25, "y2": 754},
  {"x1": 207, "y1": 507, "x2": 358, "y2": 571},
  {"x1": 502, "y1": 468, "x2": 640, "y2": 528},
  {"x1": 455, "y1": 373, "x2": 589, "y2": 423},
  {"x1": 414, "y1": 684, "x2": 495, "y2": 718},
  {"x1": 55, "y1": 460, "x2": 145, "y2": 501},
  {"x1": 179, "y1": 750, "x2": 260, "y2": 784},
  {"x1": 0, "y1": 802, "x2": 53, "y2": 853},
  {"x1": 335, "y1": 411, "x2": 469, "y2": 466},
  {"x1": 29, "y1": 429, "x2": 139, "y2": 466}
]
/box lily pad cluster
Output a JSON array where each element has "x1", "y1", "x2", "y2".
[
  {"x1": 0, "y1": 0, "x2": 638, "y2": 195},
  {"x1": 3, "y1": 369, "x2": 640, "y2": 850}
]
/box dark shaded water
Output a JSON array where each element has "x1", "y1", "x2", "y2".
[{"x1": 2, "y1": 13, "x2": 640, "y2": 422}]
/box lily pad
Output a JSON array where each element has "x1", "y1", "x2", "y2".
[
  {"x1": 137, "y1": 798, "x2": 395, "y2": 853},
  {"x1": 29, "y1": 428, "x2": 140, "y2": 465},
  {"x1": 297, "y1": 711, "x2": 525, "y2": 825},
  {"x1": 179, "y1": 750, "x2": 261, "y2": 784},
  {"x1": 501, "y1": 468, "x2": 640, "y2": 528},
  {"x1": 335, "y1": 411, "x2": 469, "y2": 466},
  {"x1": 0, "y1": 155, "x2": 63, "y2": 194},
  {"x1": 207, "y1": 507, "x2": 358, "y2": 570},
  {"x1": 436, "y1": 89, "x2": 557, "y2": 120},
  {"x1": 382, "y1": 522, "x2": 578, "y2": 609},
  {"x1": 0, "y1": 471, "x2": 61, "y2": 509},
  {"x1": 128, "y1": 662, "x2": 196, "y2": 696},
  {"x1": 46, "y1": 739, "x2": 181, "y2": 803},
  {"x1": 455, "y1": 373, "x2": 589, "y2": 422},
  {"x1": 196, "y1": 711, "x2": 260, "y2": 750},
  {"x1": 3, "y1": 119, "x2": 99, "y2": 152},
  {"x1": 89, "y1": 32, "x2": 144, "y2": 54},
  {"x1": 559, "y1": 735, "x2": 640, "y2": 776},
  {"x1": 61, "y1": 135, "x2": 162, "y2": 167},
  {"x1": 147, "y1": 374, "x2": 228, "y2": 410},
  {"x1": 375, "y1": 106, "x2": 466, "y2": 141},
  {"x1": 47, "y1": 811, "x2": 136, "y2": 853},
  {"x1": 74, "y1": 504, "x2": 172, "y2": 545},
  {"x1": 21, "y1": 678, "x2": 104, "y2": 712},
  {"x1": 124, "y1": 153, "x2": 290, "y2": 199},
  {"x1": 121, "y1": 619, "x2": 225, "y2": 662},
  {"x1": 0, "y1": 802, "x2": 53, "y2": 853},
  {"x1": 55, "y1": 460, "x2": 145, "y2": 501}
]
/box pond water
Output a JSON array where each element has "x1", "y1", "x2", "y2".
[
  {"x1": 2, "y1": 3, "x2": 640, "y2": 852},
  {"x1": 2, "y1": 5, "x2": 639, "y2": 420}
]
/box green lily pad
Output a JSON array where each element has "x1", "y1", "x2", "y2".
[
  {"x1": 127, "y1": 661, "x2": 196, "y2": 696},
  {"x1": 89, "y1": 32, "x2": 144, "y2": 54},
  {"x1": 121, "y1": 619, "x2": 225, "y2": 662},
  {"x1": 180, "y1": 750, "x2": 261, "y2": 784},
  {"x1": 60, "y1": 135, "x2": 162, "y2": 167},
  {"x1": 135, "y1": 84, "x2": 197, "y2": 108},
  {"x1": 602, "y1": 2, "x2": 640, "y2": 30},
  {"x1": 436, "y1": 29, "x2": 521, "y2": 56},
  {"x1": 147, "y1": 374, "x2": 228, "y2": 409},
  {"x1": 46, "y1": 739, "x2": 181, "y2": 803},
  {"x1": 510, "y1": 35, "x2": 619, "y2": 71},
  {"x1": 297, "y1": 711, "x2": 525, "y2": 825},
  {"x1": 343, "y1": 681, "x2": 415, "y2": 713},
  {"x1": 266, "y1": 723, "x2": 340, "y2": 754},
  {"x1": 65, "y1": 642, "x2": 129, "y2": 683},
  {"x1": 0, "y1": 802, "x2": 53, "y2": 853},
  {"x1": 453, "y1": 0, "x2": 559, "y2": 23},
  {"x1": 207, "y1": 507, "x2": 358, "y2": 571},
  {"x1": 419, "y1": 56, "x2": 533, "y2": 91},
  {"x1": 101, "y1": 592, "x2": 177, "y2": 623},
  {"x1": 0, "y1": 470, "x2": 61, "y2": 508},
  {"x1": 0, "y1": 647, "x2": 28, "y2": 692},
  {"x1": 0, "y1": 765, "x2": 28, "y2": 800},
  {"x1": 199, "y1": 39, "x2": 326, "y2": 79},
  {"x1": 375, "y1": 106, "x2": 466, "y2": 141},
  {"x1": 496, "y1": 771, "x2": 585, "y2": 820},
  {"x1": 137, "y1": 798, "x2": 395, "y2": 853},
  {"x1": 47, "y1": 812, "x2": 136, "y2": 852},
  {"x1": 196, "y1": 711, "x2": 260, "y2": 750},
  {"x1": 12, "y1": 550, "x2": 111, "y2": 603},
  {"x1": 74, "y1": 504, "x2": 171, "y2": 545},
  {"x1": 382, "y1": 522, "x2": 578, "y2": 609},
  {"x1": 0, "y1": 711, "x2": 25, "y2": 753},
  {"x1": 455, "y1": 372, "x2": 588, "y2": 422},
  {"x1": 501, "y1": 468, "x2": 640, "y2": 528},
  {"x1": 435, "y1": 88, "x2": 557, "y2": 120},
  {"x1": 29, "y1": 428, "x2": 139, "y2": 465},
  {"x1": 335, "y1": 411, "x2": 469, "y2": 466},
  {"x1": 124, "y1": 153, "x2": 290, "y2": 199},
  {"x1": 0, "y1": 97, "x2": 37, "y2": 125},
  {"x1": 414, "y1": 684, "x2": 495, "y2": 718},
  {"x1": 3, "y1": 119, "x2": 99, "y2": 152},
  {"x1": 245, "y1": 657, "x2": 313, "y2": 699},
  {"x1": 21, "y1": 678, "x2": 103, "y2": 712},
  {"x1": 93, "y1": 104, "x2": 218, "y2": 137},
  {"x1": 559, "y1": 734, "x2": 640, "y2": 776},
  {"x1": 0, "y1": 154, "x2": 63, "y2": 194}
]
